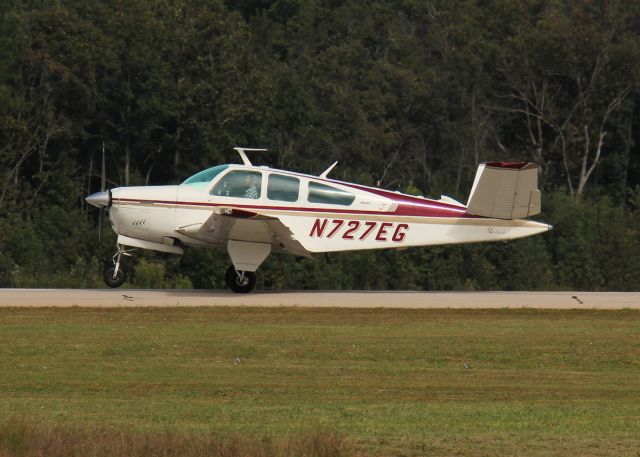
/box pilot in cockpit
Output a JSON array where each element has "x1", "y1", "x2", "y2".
[
  {"x1": 243, "y1": 174, "x2": 259, "y2": 199},
  {"x1": 216, "y1": 180, "x2": 230, "y2": 196}
]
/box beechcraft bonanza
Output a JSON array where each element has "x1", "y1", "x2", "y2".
[{"x1": 86, "y1": 147, "x2": 551, "y2": 293}]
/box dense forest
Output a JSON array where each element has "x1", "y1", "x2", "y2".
[{"x1": 1, "y1": 0, "x2": 640, "y2": 290}]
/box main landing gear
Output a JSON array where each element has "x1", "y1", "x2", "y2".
[
  {"x1": 103, "y1": 244, "x2": 134, "y2": 288},
  {"x1": 224, "y1": 240, "x2": 269, "y2": 294},
  {"x1": 102, "y1": 240, "x2": 263, "y2": 293},
  {"x1": 225, "y1": 266, "x2": 256, "y2": 293}
]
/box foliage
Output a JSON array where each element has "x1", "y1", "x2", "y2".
[{"x1": 1, "y1": 0, "x2": 639, "y2": 290}]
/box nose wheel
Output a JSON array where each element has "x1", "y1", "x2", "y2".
[
  {"x1": 103, "y1": 244, "x2": 134, "y2": 288},
  {"x1": 225, "y1": 266, "x2": 256, "y2": 293},
  {"x1": 104, "y1": 266, "x2": 125, "y2": 288}
]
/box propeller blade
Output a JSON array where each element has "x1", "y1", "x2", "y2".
[
  {"x1": 98, "y1": 207, "x2": 103, "y2": 242},
  {"x1": 101, "y1": 142, "x2": 106, "y2": 192},
  {"x1": 96, "y1": 143, "x2": 106, "y2": 243}
]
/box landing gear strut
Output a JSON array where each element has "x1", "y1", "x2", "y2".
[
  {"x1": 103, "y1": 244, "x2": 134, "y2": 288},
  {"x1": 225, "y1": 266, "x2": 256, "y2": 293}
]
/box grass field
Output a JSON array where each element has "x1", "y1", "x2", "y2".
[{"x1": 0, "y1": 307, "x2": 638, "y2": 456}]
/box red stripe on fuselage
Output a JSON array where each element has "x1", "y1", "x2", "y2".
[
  {"x1": 112, "y1": 197, "x2": 471, "y2": 218},
  {"x1": 342, "y1": 184, "x2": 468, "y2": 217}
]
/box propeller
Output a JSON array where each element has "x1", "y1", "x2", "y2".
[
  {"x1": 99, "y1": 144, "x2": 105, "y2": 241},
  {"x1": 86, "y1": 143, "x2": 111, "y2": 242}
]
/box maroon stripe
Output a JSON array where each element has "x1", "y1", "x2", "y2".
[
  {"x1": 112, "y1": 197, "x2": 472, "y2": 218},
  {"x1": 344, "y1": 184, "x2": 470, "y2": 217},
  {"x1": 484, "y1": 161, "x2": 528, "y2": 169}
]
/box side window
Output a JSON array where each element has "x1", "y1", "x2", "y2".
[
  {"x1": 307, "y1": 182, "x2": 355, "y2": 206},
  {"x1": 210, "y1": 170, "x2": 262, "y2": 199},
  {"x1": 267, "y1": 174, "x2": 300, "y2": 202}
]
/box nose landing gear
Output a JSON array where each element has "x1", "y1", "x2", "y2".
[
  {"x1": 225, "y1": 266, "x2": 256, "y2": 293},
  {"x1": 103, "y1": 244, "x2": 134, "y2": 288}
]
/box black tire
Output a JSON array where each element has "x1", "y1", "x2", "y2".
[
  {"x1": 225, "y1": 266, "x2": 256, "y2": 293},
  {"x1": 104, "y1": 266, "x2": 125, "y2": 288}
]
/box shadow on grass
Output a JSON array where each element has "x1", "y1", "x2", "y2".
[{"x1": 0, "y1": 419, "x2": 349, "y2": 457}]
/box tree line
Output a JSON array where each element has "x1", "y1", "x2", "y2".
[{"x1": 1, "y1": 0, "x2": 640, "y2": 290}]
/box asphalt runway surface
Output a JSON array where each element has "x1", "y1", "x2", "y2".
[{"x1": 0, "y1": 289, "x2": 639, "y2": 308}]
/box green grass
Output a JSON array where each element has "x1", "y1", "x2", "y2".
[{"x1": 0, "y1": 307, "x2": 638, "y2": 456}]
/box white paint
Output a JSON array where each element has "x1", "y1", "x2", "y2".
[{"x1": 227, "y1": 240, "x2": 271, "y2": 271}]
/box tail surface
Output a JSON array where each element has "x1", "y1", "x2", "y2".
[{"x1": 466, "y1": 162, "x2": 541, "y2": 220}]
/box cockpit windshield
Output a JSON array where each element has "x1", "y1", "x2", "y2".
[{"x1": 182, "y1": 165, "x2": 229, "y2": 189}]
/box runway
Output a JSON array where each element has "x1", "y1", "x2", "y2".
[{"x1": 0, "y1": 289, "x2": 639, "y2": 308}]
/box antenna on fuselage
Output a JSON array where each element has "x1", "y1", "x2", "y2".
[
  {"x1": 233, "y1": 147, "x2": 268, "y2": 166},
  {"x1": 319, "y1": 161, "x2": 338, "y2": 178}
]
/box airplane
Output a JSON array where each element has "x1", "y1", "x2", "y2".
[{"x1": 86, "y1": 147, "x2": 551, "y2": 293}]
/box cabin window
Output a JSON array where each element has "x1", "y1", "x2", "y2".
[
  {"x1": 210, "y1": 170, "x2": 262, "y2": 199},
  {"x1": 267, "y1": 174, "x2": 300, "y2": 202},
  {"x1": 307, "y1": 182, "x2": 355, "y2": 206},
  {"x1": 182, "y1": 165, "x2": 229, "y2": 188}
]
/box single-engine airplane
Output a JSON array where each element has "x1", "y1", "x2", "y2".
[{"x1": 86, "y1": 147, "x2": 551, "y2": 292}]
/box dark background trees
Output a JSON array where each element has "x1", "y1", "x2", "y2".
[{"x1": 1, "y1": 0, "x2": 639, "y2": 290}]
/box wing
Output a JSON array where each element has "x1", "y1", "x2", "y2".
[{"x1": 176, "y1": 207, "x2": 311, "y2": 257}]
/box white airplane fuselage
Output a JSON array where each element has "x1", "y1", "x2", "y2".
[
  {"x1": 87, "y1": 158, "x2": 551, "y2": 292},
  {"x1": 108, "y1": 165, "x2": 550, "y2": 253}
]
